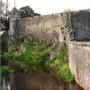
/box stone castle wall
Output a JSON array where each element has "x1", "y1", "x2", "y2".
[
  {"x1": 13, "y1": 10, "x2": 90, "y2": 42},
  {"x1": 68, "y1": 41, "x2": 90, "y2": 90},
  {"x1": 15, "y1": 13, "x2": 67, "y2": 43},
  {"x1": 70, "y1": 10, "x2": 90, "y2": 41}
]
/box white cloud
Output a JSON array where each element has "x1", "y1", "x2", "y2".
[{"x1": 3, "y1": 0, "x2": 90, "y2": 15}]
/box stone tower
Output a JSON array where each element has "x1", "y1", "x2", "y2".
[{"x1": 9, "y1": 7, "x2": 20, "y2": 36}]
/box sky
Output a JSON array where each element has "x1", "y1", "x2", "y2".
[{"x1": 3, "y1": 0, "x2": 90, "y2": 15}]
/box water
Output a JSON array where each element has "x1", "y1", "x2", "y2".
[
  {"x1": 9, "y1": 72, "x2": 84, "y2": 90},
  {"x1": 0, "y1": 78, "x2": 10, "y2": 90}
]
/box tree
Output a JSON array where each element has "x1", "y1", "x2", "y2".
[
  {"x1": 0, "y1": 1, "x2": 9, "y2": 31},
  {"x1": 0, "y1": 0, "x2": 5, "y2": 17},
  {"x1": 0, "y1": 1, "x2": 5, "y2": 30},
  {"x1": 19, "y1": 6, "x2": 41, "y2": 18}
]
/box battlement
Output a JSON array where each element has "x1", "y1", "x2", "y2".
[{"x1": 9, "y1": 8, "x2": 90, "y2": 43}]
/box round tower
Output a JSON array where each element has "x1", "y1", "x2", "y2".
[{"x1": 9, "y1": 7, "x2": 20, "y2": 36}]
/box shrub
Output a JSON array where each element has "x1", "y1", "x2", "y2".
[
  {"x1": 46, "y1": 47, "x2": 75, "y2": 83},
  {"x1": 0, "y1": 66, "x2": 14, "y2": 80},
  {"x1": 2, "y1": 36, "x2": 75, "y2": 83}
]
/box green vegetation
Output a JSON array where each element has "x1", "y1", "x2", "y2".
[
  {"x1": 19, "y1": 6, "x2": 41, "y2": 18},
  {"x1": 1, "y1": 36, "x2": 75, "y2": 83},
  {"x1": 0, "y1": 66, "x2": 14, "y2": 76},
  {"x1": 0, "y1": 66, "x2": 14, "y2": 80},
  {"x1": 46, "y1": 47, "x2": 75, "y2": 83}
]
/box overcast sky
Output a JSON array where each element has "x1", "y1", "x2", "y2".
[{"x1": 3, "y1": 0, "x2": 90, "y2": 15}]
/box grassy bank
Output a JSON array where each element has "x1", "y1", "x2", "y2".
[{"x1": 1, "y1": 36, "x2": 75, "y2": 83}]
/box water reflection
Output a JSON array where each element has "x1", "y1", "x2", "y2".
[
  {"x1": 0, "y1": 78, "x2": 10, "y2": 90},
  {"x1": 10, "y1": 72, "x2": 84, "y2": 90}
]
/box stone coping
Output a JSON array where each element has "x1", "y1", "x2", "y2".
[{"x1": 68, "y1": 41, "x2": 90, "y2": 47}]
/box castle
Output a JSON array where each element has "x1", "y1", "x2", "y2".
[{"x1": 8, "y1": 7, "x2": 90, "y2": 90}]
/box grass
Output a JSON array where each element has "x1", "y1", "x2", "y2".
[
  {"x1": 46, "y1": 47, "x2": 75, "y2": 83},
  {"x1": 0, "y1": 66, "x2": 14, "y2": 80},
  {"x1": 1, "y1": 36, "x2": 75, "y2": 83}
]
